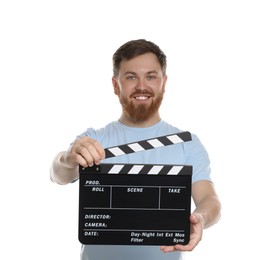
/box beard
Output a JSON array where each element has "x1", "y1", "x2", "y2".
[{"x1": 119, "y1": 90, "x2": 164, "y2": 123}]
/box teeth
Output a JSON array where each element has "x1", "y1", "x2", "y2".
[{"x1": 135, "y1": 96, "x2": 148, "y2": 100}]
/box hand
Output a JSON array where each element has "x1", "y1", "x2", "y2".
[
  {"x1": 160, "y1": 213, "x2": 204, "y2": 253},
  {"x1": 62, "y1": 136, "x2": 105, "y2": 168}
]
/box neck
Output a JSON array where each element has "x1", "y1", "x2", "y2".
[{"x1": 118, "y1": 113, "x2": 161, "y2": 128}]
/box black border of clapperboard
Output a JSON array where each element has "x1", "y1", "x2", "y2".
[{"x1": 78, "y1": 131, "x2": 192, "y2": 246}]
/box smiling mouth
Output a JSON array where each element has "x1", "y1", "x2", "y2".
[{"x1": 134, "y1": 95, "x2": 150, "y2": 100}]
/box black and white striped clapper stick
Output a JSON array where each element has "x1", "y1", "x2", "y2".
[
  {"x1": 84, "y1": 163, "x2": 193, "y2": 176},
  {"x1": 104, "y1": 131, "x2": 191, "y2": 159}
]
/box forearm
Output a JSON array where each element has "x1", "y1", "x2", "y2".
[
  {"x1": 193, "y1": 194, "x2": 221, "y2": 229},
  {"x1": 50, "y1": 151, "x2": 79, "y2": 185}
]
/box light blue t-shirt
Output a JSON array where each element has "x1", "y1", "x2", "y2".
[{"x1": 78, "y1": 120, "x2": 211, "y2": 260}]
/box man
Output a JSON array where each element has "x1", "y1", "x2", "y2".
[{"x1": 50, "y1": 39, "x2": 221, "y2": 260}]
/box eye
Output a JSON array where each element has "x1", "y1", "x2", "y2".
[
  {"x1": 126, "y1": 75, "x2": 136, "y2": 80},
  {"x1": 147, "y1": 75, "x2": 156, "y2": 80}
]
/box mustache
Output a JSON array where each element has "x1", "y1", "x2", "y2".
[{"x1": 130, "y1": 89, "x2": 154, "y2": 97}]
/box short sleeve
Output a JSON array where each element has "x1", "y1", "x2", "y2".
[{"x1": 185, "y1": 134, "x2": 212, "y2": 183}]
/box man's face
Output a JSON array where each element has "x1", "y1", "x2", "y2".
[{"x1": 112, "y1": 53, "x2": 167, "y2": 122}]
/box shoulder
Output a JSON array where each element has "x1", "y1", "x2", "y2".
[{"x1": 77, "y1": 121, "x2": 117, "y2": 141}]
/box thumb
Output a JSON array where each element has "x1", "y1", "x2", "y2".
[
  {"x1": 191, "y1": 212, "x2": 206, "y2": 229},
  {"x1": 190, "y1": 212, "x2": 202, "y2": 224}
]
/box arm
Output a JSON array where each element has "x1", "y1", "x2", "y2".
[
  {"x1": 50, "y1": 136, "x2": 105, "y2": 185},
  {"x1": 191, "y1": 180, "x2": 221, "y2": 228},
  {"x1": 160, "y1": 180, "x2": 221, "y2": 253},
  {"x1": 50, "y1": 151, "x2": 79, "y2": 185}
]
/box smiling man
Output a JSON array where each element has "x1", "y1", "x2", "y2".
[
  {"x1": 50, "y1": 39, "x2": 221, "y2": 260},
  {"x1": 113, "y1": 52, "x2": 166, "y2": 127}
]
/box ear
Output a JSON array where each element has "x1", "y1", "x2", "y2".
[
  {"x1": 162, "y1": 75, "x2": 168, "y2": 93},
  {"x1": 112, "y1": 76, "x2": 119, "y2": 95}
]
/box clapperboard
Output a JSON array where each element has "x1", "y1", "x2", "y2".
[{"x1": 79, "y1": 132, "x2": 192, "y2": 246}]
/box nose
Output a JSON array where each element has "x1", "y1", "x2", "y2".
[{"x1": 135, "y1": 78, "x2": 146, "y2": 90}]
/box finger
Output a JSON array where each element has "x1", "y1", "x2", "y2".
[
  {"x1": 91, "y1": 140, "x2": 106, "y2": 160},
  {"x1": 160, "y1": 245, "x2": 175, "y2": 253},
  {"x1": 88, "y1": 140, "x2": 105, "y2": 164},
  {"x1": 74, "y1": 153, "x2": 90, "y2": 168},
  {"x1": 77, "y1": 146, "x2": 96, "y2": 166},
  {"x1": 84, "y1": 143, "x2": 105, "y2": 165},
  {"x1": 72, "y1": 139, "x2": 101, "y2": 166},
  {"x1": 190, "y1": 214, "x2": 198, "y2": 224},
  {"x1": 160, "y1": 241, "x2": 196, "y2": 253},
  {"x1": 71, "y1": 137, "x2": 105, "y2": 166},
  {"x1": 190, "y1": 212, "x2": 204, "y2": 226},
  {"x1": 173, "y1": 241, "x2": 197, "y2": 252}
]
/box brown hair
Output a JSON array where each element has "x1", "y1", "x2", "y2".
[{"x1": 112, "y1": 39, "x2": 167, "y2": 76}]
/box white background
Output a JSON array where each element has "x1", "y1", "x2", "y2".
[{"x1": 0, "y1": 0, "x2": 270, "y2": 259}]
